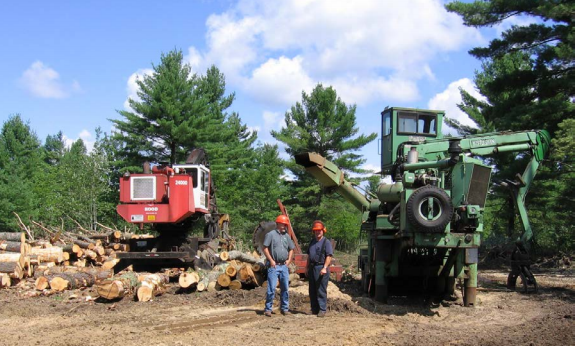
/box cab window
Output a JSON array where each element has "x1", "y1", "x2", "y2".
[
  {"x1": 397, "y1": 111, "x2": 437, "y2": 136},
  {"x1": 382, "y1": 112, "x2": 391, "y2": 136},
  {"x1": 190, "y1": 168, "x2": 198, "y2": 188}
]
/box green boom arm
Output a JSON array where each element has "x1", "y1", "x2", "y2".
[{"x1": 403, "y1": 130, "x2": 551, "y2": 248}]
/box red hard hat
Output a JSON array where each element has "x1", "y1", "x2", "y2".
[
  {"x1": 276, "y1": 215, "x2": 289, "y2": 225},
  {"x1": 312, "y1": 220, "x2": 326, "y2": 233}
]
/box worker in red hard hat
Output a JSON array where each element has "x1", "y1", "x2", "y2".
[
  {"x1": 306, "y1": 220, "x2": 333, "y2": 317},
  {"x1": 262, "y1": 214, "x2": 295, "y2": 317}
]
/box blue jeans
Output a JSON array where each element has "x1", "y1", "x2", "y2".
[{"x1": 265, "y1": 264, "x2": 290, "y2": 312}]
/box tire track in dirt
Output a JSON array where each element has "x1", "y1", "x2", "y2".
[{"x1": 150, "y1": 310, "x2": 261, "y2": 333}]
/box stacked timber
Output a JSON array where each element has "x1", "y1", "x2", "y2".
[{"x1": 0, "y1": 233, "x2": 29, "y2": 286}]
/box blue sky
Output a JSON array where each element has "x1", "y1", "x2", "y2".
[{"x1": 0, "y1": 0, "x2": 515, "y2": 172}]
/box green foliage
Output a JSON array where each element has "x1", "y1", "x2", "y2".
[
  {"x1": 273, "y1": 84, "x2": 376, "y2": 250},
  {"x1": 217, "y1": 143, "x2": 287, "y2": 242},
  {"x1": 0, "y1": 115, "x2": 43, "y2": 231},
  {"x1": 111, "y1": 49, "x2": 211, "y2": 165},
  {"x1": 446, "y1": 0, "x2": 575, "y2": 253}
]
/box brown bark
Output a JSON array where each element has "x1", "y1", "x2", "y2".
[
  {"x1": 74, "y1": 239, "x2": 95, "y2": 250},
  {"x1": 0, "y1": 232, "x2": 25, "y2": 243},
  {"x1": 49, "y1": 272, "x2": 96, "y2": 291},
  {"x1": 0, "y1": 261, "x2": 23, "y2": 279},
  {"x1": 62, "y1": 243, "x2": 81, "y2": 254},
  {"x1": 0, "y1": 241, "x2": 25, "y2": 253},
  {"x1": 225, "y1": 250, "x2": 265, "y2": 266}
]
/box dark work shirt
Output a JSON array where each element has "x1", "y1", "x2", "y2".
[
  {"x1": 263, "y1": 229, "x2": 295, "y2": 263},
  {"x1": 307, "y1": 237, "x2": 333, "y2": 265}
]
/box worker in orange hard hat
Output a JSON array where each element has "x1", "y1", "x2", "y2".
[
  {"x1": 262, "y1": 214, "x2": 295, "y2": 317},
  {"x1": 306, "y1": 220, "x2": 333, "y2": 317}
]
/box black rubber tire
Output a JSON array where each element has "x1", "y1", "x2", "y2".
[{"x1": 406, "y1": 185, "x2": 453, "y2": 233}]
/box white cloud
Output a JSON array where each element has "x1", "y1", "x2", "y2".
[
  {"x1": 428, "y1": 78, "x2": 486, "y2": 134},
  {"x1": 63, "y1": 130, "x2": 94, "y2": 152},
  {"x1": 184, "y1": 0, "x2": 481, "y2": 106},
  {"x1": 262, "y1": 110, "x2": 282, "y2": 131},
  {"x1": 19, "y1": 61, "x2": 79, "y2": 98},
  {"x1": 244, "y1": 56, "x2": 314, "y2": 106},
  {"x1": 124, "y1": 69, "x2": 154, "y2": 110}
]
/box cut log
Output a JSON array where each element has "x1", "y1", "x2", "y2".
[
  {"x1": 96, "y1": 272, "x2": 139, "y2": 300},
  {"x1": 196, "y1": 277, "x2": 208, "y2": 292},
  {"x1": 179, "y1": 271, "x2": 200, "y2": 289},
  {"x1": 101, "y1": 258, "x2": 120, "y2": 270},
  {"x1": 237, "y1": 263, "x2": 259, "y2": 286},
  {"x1": 30, "y1": 246, "x2": 64, "y2": 263},
  {"x1": 62, "y1": 243, "x2": 81, "y2": 254},
  {"x1": 220, "y1": 251, "x2": 230, "y2": 261},
  {"x1": 0, "y1": 273, "x2": 11, "y2": 288},
  {"x1": 228, "y1": 280, "x2": 242, "y2": 290},
  {"x1": 217, "y1": 273, "x2": 232, "y2": 288},
  {"x1": 225, "y1": 250, "x2": 266, "y2": 266},
  {"x1": 35, "y1": 274, "x2": 58, "y2": 290},
  {"x1": 83, "y1": 249, "x2": 98, "y2": 260},
  {"x1": 0, "y1": 241, "x2": 25, "y2": 253},
  {"x1": 225, "y1": 265, "x2": 237, "y2": 278},
  {"x1": 0, "y1": 261, "x2": 23, "y2": 279},
  {"x1": 50, "y1": 272, "x2": 96, "y2": 291},
  {"x1": 93, "y1": 245, "x2": 106, "y2": 256},
  {"x1": 0, "y1": 232, "x2": 25, "y2": 243},
  {"x1": 0, "y1": 253, "x2": 24, "y2": 268},
  {"x1": 74, "y1": 239, "x2": 95, "y2": 250},
  {"x1": 136, "y1": 273, "x2": 169, "y2": 302}
]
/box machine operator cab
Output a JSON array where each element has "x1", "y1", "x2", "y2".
[
  {"x1": 380, "y1": 107, "x2": 444, "y2": 174},
  {"x1": 173, "y1": 164, "x2": 210, "y2": 212}
]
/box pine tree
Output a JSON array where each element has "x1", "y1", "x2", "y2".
[
  {"x1": 111, "y1": 49, "x2": 210, "y2": 165},
  {"x1": 272, "y1": 84, "x2": 377, "y2": 242},
  {"x1": 446, "y1": 0, "x2": 575, "y2": 252}
]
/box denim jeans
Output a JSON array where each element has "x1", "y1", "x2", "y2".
[{"x1": 265, "y1": 264, "x2": 290, "y2": 312}]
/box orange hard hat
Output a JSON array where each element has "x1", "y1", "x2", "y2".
[
  {"x1": 312, "y1": 220, "x2": 326, "y2": 233},
  {"x1": 275, "y1": 214, "x2": 290, "y2": 225}
]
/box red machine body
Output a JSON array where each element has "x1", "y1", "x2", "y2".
[{"x1": 117, "y1": 164, "x2": 211, "y2": 226}]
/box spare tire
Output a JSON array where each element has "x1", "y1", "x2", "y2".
[
  {"x1": 406, "y1": 185, "x2": 453, "y2": 233},
  {"x1": 252, "y1": 221, "x2": 277, "y2": 255}
]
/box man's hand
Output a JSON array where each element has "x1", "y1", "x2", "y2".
[
  {"x1": 285, "y1": 259, "x2": 291, "y2": 266},
  {"x1": 270, "y1": 259, "x2": 276, "y2": 268},
  {"x1": 320, "y1": 267, "x2": 327, "y2": 275}
]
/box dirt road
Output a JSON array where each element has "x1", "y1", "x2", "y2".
[{"x1": 0, "y1": 269, "x2": 573, "y2": 346}]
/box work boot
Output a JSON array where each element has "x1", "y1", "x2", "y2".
[
  {"x1": 281, "y1": 310, "x2": 291, "y2": 316},
  {"x1": 317, "y1": 311, "x2": 326, "y2": 318},
  {"x1": 264, "y1": 311, "x2": 272, "y2": 317}
]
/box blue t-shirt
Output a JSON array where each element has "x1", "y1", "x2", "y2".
[
  {"x1": 263, "y1": 229, "x2": 295, "y2": 263},
  {"x1": 307, "y1": 237, "x2": 333, "y2": 265}
]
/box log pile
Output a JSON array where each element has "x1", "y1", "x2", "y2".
[{"x1": 0, "y1": 222, "x2": 305, "y2": 303}]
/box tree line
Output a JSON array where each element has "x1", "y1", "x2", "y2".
[{"x1": 1, "y1": 0, "x2": 573, "y2": 254}]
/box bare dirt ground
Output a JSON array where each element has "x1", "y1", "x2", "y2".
[{"x1": 1, "y1": 266, "x2": 573, "y2": 346}]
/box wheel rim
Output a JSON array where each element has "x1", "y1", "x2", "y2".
[{"x1": 417, "y1": 196, "x2": 443, "y2": 221}]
